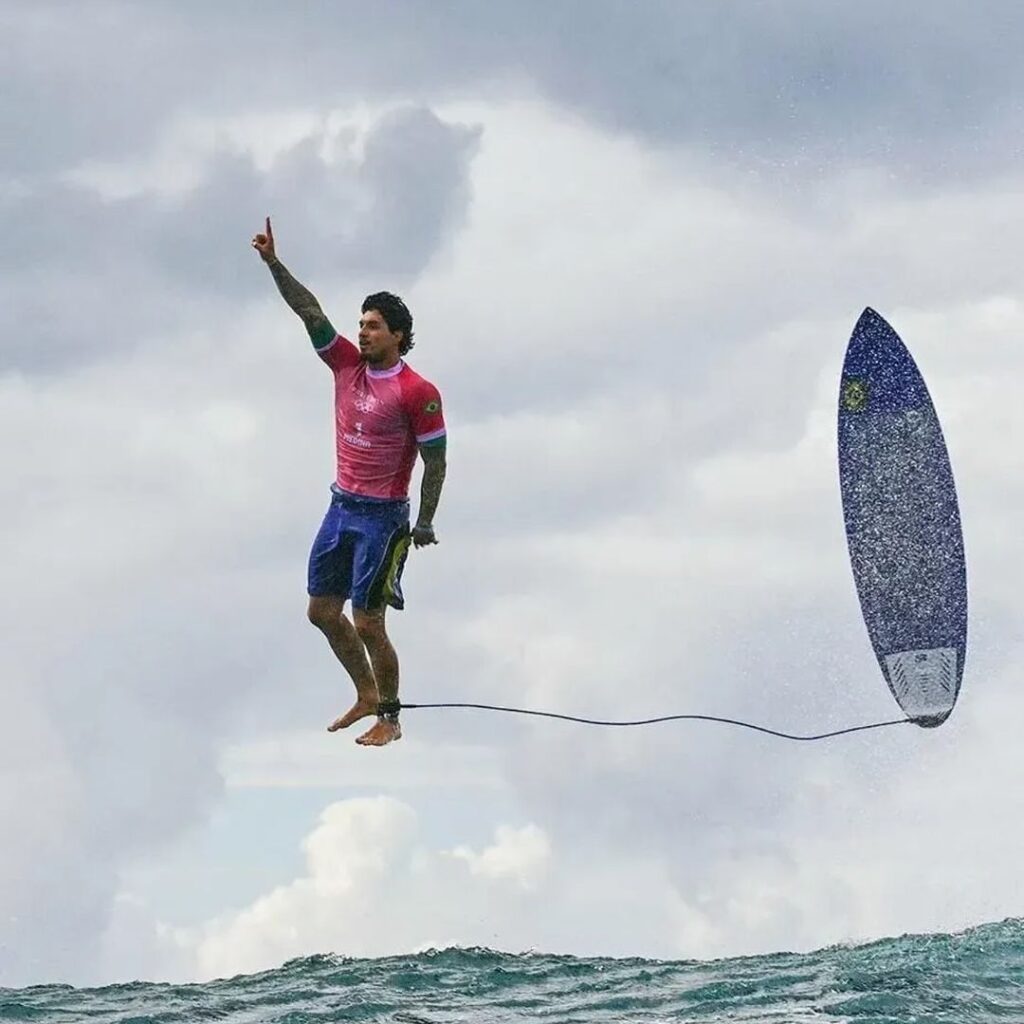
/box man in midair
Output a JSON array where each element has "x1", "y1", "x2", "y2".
[{"x1": 252, "y1": 217, "x2": 447, "y2": 747}]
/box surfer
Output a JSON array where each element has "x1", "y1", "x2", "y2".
[{"x1": 251, "y1": 217, "x2": 447, "y2": 747}]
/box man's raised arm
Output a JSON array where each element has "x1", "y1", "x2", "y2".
[{"x1": 251, "y1": 217, "x2": 336, "y2": 350}]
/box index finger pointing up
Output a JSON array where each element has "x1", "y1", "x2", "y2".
[{"x1": 265, "y1": 216, "x2": 273, "y2": 240}]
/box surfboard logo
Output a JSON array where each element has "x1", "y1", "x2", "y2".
[{"x1": 842, "y1": 378, "x2": 869, "y2": 412}]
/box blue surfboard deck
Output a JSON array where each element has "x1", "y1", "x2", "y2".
[{"x1": 837, "y1": 308, "x2": 967, "y2": 727}]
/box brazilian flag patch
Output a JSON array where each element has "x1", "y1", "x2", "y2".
[
  {"x1": 424, "y1": 399, "x2": 441, "y2": 414},
  {"x1": 842, "y1": 378, "x2": 869, "y2": 412}
]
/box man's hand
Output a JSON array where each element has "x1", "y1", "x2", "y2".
[
  {"x1": 411, "y1": 523, "x2": 437, "y2": 548},
  {"x1": 251, "y1": 216, "x2": 276, "y2": 262}
]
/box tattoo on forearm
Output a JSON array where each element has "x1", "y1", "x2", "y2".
[
  {"x1": 418, "y1": 456, "x2": 447, "y2": 526},
  {"x1": 266, "y1": 257, "x2": 331, "y2": 339}
]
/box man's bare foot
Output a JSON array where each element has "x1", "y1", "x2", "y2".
[
  {"x1": 327, "y1": 697, "x2": 377, "y2": 732},
  {"x1": 355, "y1": 718, "x2": 402, "y2": 746}
]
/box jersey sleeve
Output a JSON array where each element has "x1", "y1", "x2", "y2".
[
  {"x1": 317, "y1": 333, "x2": 361, "y2": 372},
  {"x1": 404, "y1": 377, "x2": 447, "y2": 444}
]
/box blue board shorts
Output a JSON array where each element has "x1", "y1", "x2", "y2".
[{"x1": 307, "y1": 485, "x2": 412, "y2": 610}]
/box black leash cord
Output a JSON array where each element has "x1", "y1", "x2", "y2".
[{"x1": 397, "y1": 702, "x2": 914, "y2": 742}]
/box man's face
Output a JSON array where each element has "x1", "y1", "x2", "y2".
[{"x1": 358, "y1": 309, "x2": 403, "y2": 367}]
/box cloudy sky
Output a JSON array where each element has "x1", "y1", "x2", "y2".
[{"x1": 3, "y1": 0, "x2": 1024, "y2": 988}]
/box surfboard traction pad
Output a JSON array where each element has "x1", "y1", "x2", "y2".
[
  {"x1": 838, "y1": 309, "x2": 967, "y2": 728},
  {"x1": 883, "y1": 647, "x2": 958, "y2": 725}
]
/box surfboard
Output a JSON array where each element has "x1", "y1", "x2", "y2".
[{"x1": 837, "y1": 308, "x2": 967, "y2": 727}]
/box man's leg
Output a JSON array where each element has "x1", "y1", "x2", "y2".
[
  {"x1": 352, "y1": 605, "x2": 402, "y2": 746},
  {"x1": 307, "y1": 595, "x2": 380, "y2": 731}
]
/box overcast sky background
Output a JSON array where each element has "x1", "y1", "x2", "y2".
[{"x1": 3, "y1": 0, "x2": 1024, "y2": 988}]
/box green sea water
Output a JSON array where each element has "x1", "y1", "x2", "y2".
[{"x1": 2, "y1": 918, "x2": 1022, "y2": 1023}]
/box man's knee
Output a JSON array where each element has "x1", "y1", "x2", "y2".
[
  {"x1": 353, "y1": 607, "x2": 387, "y2": 646},
  {"x1": 308, "y1": 595, "x2": 344, "y2": 632}
]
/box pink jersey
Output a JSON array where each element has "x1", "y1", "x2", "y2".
[{"x1": 318, "y1": 334, "x2": 446, "y2": 500}]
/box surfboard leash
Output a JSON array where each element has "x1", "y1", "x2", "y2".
[{"x1": 394, "y1": 702, "x2": 914, "y2": 741}]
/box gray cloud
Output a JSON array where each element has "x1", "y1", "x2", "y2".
[
  {"x1": 7, "y1": 2, "x2": 1024, "y2": 183},
  {"x1": 2, "y1": 106, "x2": 479, "y2": 373},
  {"x1": 1, "y1": 3, "x2": 170, "y2": 174}
]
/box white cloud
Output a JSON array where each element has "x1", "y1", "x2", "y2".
[
  {"x1": 183, "y1": 798, "x2": 413, "y2": 980},
  {"x1": 175, "y1": 799, "x2": 554, "y2": 980},
  {"x1": 448, "y1": 824, "x2": 551, "y2": 889}
]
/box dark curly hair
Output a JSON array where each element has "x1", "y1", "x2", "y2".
[{"x1": 362, "y1": 292, "x2": 415, "y2": 355}]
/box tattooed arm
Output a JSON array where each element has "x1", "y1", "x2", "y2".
[
  {"x1": 251, "y1": 217, "x2": 336, "y2": 350},
  {"x1": 412, "y1": 440, "x2": 447, "y2": 547}
]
